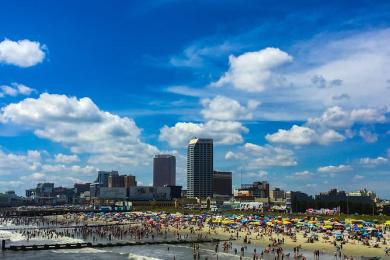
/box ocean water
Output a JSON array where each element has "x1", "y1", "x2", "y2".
[{"x1": 1, "y1": 243, "x2": 338, "y2": 260}]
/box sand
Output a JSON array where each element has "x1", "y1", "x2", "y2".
[{"x1": 167, "y1": 225, "x2": 389, "y2": 258}]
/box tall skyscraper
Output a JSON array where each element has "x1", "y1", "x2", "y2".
[
  {"x1": 187, "y1": 138, "x2": 213, "y2": 198},
  {"x1": 153, "y1": 154, "x2": 176, "y2": 187}
]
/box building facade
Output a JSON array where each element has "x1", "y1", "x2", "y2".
[
  {"x1": 96, "y1": 170, "x2": 118, "y2": 187},
  {"x1": 108, "y1": 174, "x2": 137, "y2": 188},
  {"x1": 237, "y1": 181, "x2": 270, "y2": 198},
  {"x1": 153, "y1": 154, "x2": 176, "y2": 187},
  {"x1": 213, "y1": 171, "x2": 232, "y2": 196},
  {"x1": 270, "y1": 187, "x2": 285, "y2": 201},
  {"x1": 187, "y1": 138, "x2": 213, "y2": 198}
]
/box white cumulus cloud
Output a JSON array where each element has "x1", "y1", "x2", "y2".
[
  {"x1": 317, "y1": 164, "x2": 352, "y2": 173},
  {"x1": 201, "y1": 95, "x2": 260, "y2": 121},
  {"x1": 55, "y1": 153, "x2": 80, "y2": 164},
  {"x1": 0, "y1": 93, "x2": 159, "y2": 166},
  {"x1": 225, "y1": 143, "x2": 297, "y2": 168},
  {"x1": 159, "y1": 120, "x2": 248, "y2": 148},
  {"x1": 359, "y1": 156, "x2": 388, "y2": 167},
  {"x1": 291, "y1": 170, "x2": 313, "y2": 179},
  {"x1": 265, "y1": 125, "x2": 345, "y2": 145},
  {"x1": 211, "y1": 47, "x2": 292, "y2": 92},
  {"x1": 0, "y1": 83, "x2": 35, "y2": 98},
  {"x1": 0, "y1": 39, "x2": 46, "y2": 67}
]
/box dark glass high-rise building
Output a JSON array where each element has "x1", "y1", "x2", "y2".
[
  {"x1": 213, "y1": 171, "x2": 232, "y2": 196},
  {"x1": 153, "y1": 154, "x2": 176, "y2": 187},
  {"x1": 187, "y1": 138, "x2": 213, "y2": 198}
]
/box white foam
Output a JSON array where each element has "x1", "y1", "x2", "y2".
[
  {"x1": 0, "y1": 230, "x2": 26, "y2": 241},
  {"x1": 128, "y1": 253, "x2": 163, "y2": 260},
  {"x1": 0, "y1": 230, "x2": 84, "y2": 244},
  {"x1": 53, "y1": 248, "x2": 107, "y2": 254}
]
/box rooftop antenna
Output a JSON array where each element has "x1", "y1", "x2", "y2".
[{"x1": 240, "y1": 167, "x2": 243, "y2": 188}]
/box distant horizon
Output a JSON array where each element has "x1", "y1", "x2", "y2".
[{"x1": 0, "y1": 0, "x2": 390, "y2": 197}]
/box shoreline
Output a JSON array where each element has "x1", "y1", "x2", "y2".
[{"x1": 1, "y1": 213, "x2": 388, "y2": 258}]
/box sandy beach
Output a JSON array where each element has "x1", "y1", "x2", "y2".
[{"x1": 2, "y1": 212, "x2": 388, "y2": 259}]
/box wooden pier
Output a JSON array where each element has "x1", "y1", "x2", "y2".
[{"x1": 1, "y1": 238, "x2": 225, "y2": 251}]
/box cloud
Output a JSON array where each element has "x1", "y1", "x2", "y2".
[
  {"x1": 211, "y1": 47, "x2": 292, "y2": 92},
  {"x1": 201, "y1": 95, "x2": 260, "y2": 121},
  {"x1": 265, "y1": 125, "x2": 345, "y2": 145},
  {"x1": 359, "y1": 156, "x2": 388, "y2": 167},
  {"x1": 165, "y1": 85, "x2": 206, "y2": 97},
  {"x1": 283, "y1": 29, "x2": 390, "y2": 111},
  {"x1": 197, "y1": 29, "x2": 390, "y2": 121},
  {"x1": 0, "y1": 149, "x2": 41, "y2": 176},
  {"x1": 55, "y1": 153, "x2": 80, "y2": 164},
  {"x1": 359, "y1": 128, "x2": 378, "y2": 143},
  {"x1": 0, "y1": 83, "x2": 35, "y2": 98},
  {"x1": 353, "y1": 175, "x2": 364, "y2": 180},
  {"x1": 0, "y1": 39, "x2": 46, "y2": 67},
  {"x1": 291, "y1": 170, "x2": 313, "y2": 179},
  {"x1": 225, "y1": 143, "x2": 297, "y2": 168},
  {"x1": 332, "y1": 93, "x2": 350, "y2": 101},
  {"x1": 246, "y1": 170, "x2": 268, "y2": 179},
  {"x1": 311, "y1": 75, "x2": 342, "y2": 89},
  {"x1": 170, "y1": 41, "x2": 241, "y2": 68},
  {"x1": 317, "y1": 164, "x2": 352, "y2": 173},
  {"x1": 0, "y1": 149, "x2": 97, "y2": 193},
  {"x1": 307, "y1": 106, "x2": 386, "y2": 130},
  {"x1": 159, "y1": 120, "x2": 248, "y2": 148},
  {"x1": 266, "y1": 106, "x2": 386, "y2": 146},
  {"x1": 0, "y1": 93, "x2": 159, "y2": 166}
]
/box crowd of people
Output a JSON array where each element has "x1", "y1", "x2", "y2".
[{"x1": 1, "y1": 212, "x2": 389, "y2": 259}]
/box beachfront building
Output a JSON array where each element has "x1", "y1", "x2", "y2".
[
  {"x1": 187, "y1": 138, "x2": 213, "y2": 198},
  {"x1": 108, "y1": 174, "x2": 137, "y2": 188},
  {"x1": 153, "y1": 154, "x2": 176, "y2": 187},
  {"x1": 0, "y1": 191, "x2": 25, "y2": 207},
  {"x1": 96, "y1": 170, "x2": 119, "y2": 187},
  {"x1": 348, "y1": 188, "x2": 378, "y2": 202},
  {"x1": 269, "y1": 187, "x2": 287, "y2": 211},
  {"x1": 236, "y1": 181, "x2": 270, "y2": 199},
  {"x1": 288, "y1": 191, "x2": 314, "y2": 213},
  {"x1": 213, "y1": 171, "x2": 232, "y2": 196},
  {"x1": 316, "y1": 188, "x2": 375, "y2": 214},
  {"x1": 270, "y1": 187, "x2": 285, "y2": 201},
  {"x1": 74, "y1": 183, "x2": 91, "y2": 197}
]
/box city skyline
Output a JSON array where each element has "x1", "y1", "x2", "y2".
[{"x1": 0, "y1": 1, "x2": 390, "y2": 197}]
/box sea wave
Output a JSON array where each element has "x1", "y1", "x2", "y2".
[
  {"x1": 0, "y1": 230, "x2": 25, "y2": 241},
  {"x1": 128, "y1": 252, "x2": 163, "y2": 260},
  {"x1": 0, "y1": 230, "x2": 84, "y2": 244},
  {"x1": 52, "y1": 248, "x2": 107, "y2": 254}
]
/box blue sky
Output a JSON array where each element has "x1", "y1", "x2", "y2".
[{"x1": 0, "y1": 0, "x2": 390, "y2": 197}]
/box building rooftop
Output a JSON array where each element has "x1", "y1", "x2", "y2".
[{"x1": 189, "y1": 137, "x2": 213, "y2": 145}]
